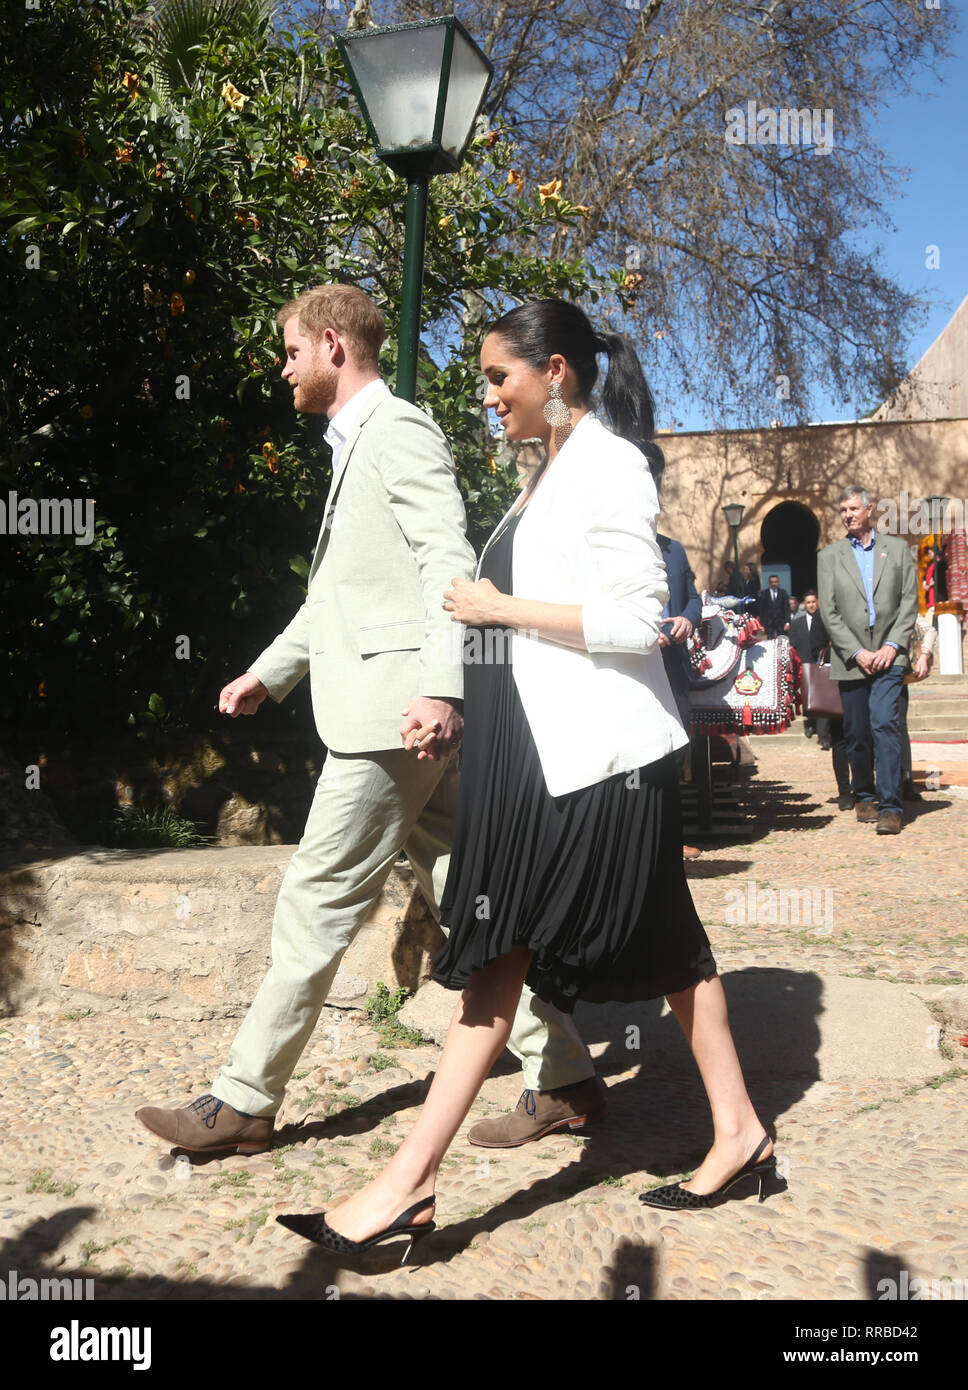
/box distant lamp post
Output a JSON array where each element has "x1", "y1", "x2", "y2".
[
  {"x1": 337, "y1": 18, "x2": 493, "y2": 402},
  {"x1": 722, "y1": 502, "x2": 745, "y2": 581},
  {"x1": 922, "y1": 495, "x2": 949, "y2": 537}
]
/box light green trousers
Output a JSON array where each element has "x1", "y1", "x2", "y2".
[{"x1": 212, "y1": 747, "x2": 594, "y2": 1116}]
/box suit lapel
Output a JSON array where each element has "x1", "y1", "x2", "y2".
[
  {"x1": 310, "y1": 388, "x2": 390, "y2": 577},
  {"x1": 324, "y1": 388, "x2": 389, "y2": 512},
  {"x1": 837, "y1": 537, "x2": 869, "y2": 603}
]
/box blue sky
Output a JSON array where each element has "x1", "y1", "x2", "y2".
[{"x1": 676, "y1": 1, "x2": 968, "y2": 433}]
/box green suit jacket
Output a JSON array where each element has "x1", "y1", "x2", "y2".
[
  {"x1": 249, "y1": 386, "x2": 476, "y2": 752},
  {"x1": 816, "y1": 534, "x2": 918, "y2": 682}
]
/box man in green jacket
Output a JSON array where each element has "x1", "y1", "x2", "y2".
[
  {"x1": 817, "y1": 486, "x2": 918, "y2": 835},
  {"x1": 135, "y1": 285, "x2": 602, "y2": 1154}
]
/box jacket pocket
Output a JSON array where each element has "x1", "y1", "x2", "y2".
[{"x1": 357, "y1": 618, "x2": 424, "y2": 656}]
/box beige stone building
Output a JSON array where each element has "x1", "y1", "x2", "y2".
[{"x1": 655, "y1": 292, "x2": 968, "y2": 600}]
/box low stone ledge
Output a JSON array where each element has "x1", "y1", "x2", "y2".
[
  {"x1": 399, "y1": 970, "x2": 952, "y2": 1086},
  {"x1": 0, "y1": 846, "x2": 443, "y2": 1020}
]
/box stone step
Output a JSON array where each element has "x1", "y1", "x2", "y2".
[
  {"x1": 906, "y1": 698, "x2": 968, "y2": 715},
  {"x1": 907, "y1": 710, "x2": 968, "y2": 724},
  {"x1": 773, "y1": 712, "x2": 968, "y2": 738},
  {"x1": 0, "y1": 846, "x2": 441, "y2": 1020},
  {"x1": 907, "y1": 727, "x2": 968, "y2": 739}
]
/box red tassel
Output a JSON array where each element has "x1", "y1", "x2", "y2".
[{"x1": 742, "y1": 699, "x2": 753, "y2": 729}]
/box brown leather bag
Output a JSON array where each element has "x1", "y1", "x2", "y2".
[{"x1": 801, "y1": 656, "x2": 843, "y2": 719}]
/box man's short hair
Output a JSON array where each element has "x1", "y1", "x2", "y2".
[
  {"x1": 839, "y1": 485, "x2": 872, "y2": 507},
  {"x1": 277, "y1": 285, "x2": 385, "y2": 367},
  {"x1": 769, "y1": 573, "x2": 779, "y2": 581},
  {"x1": 803, "y1": 588, "x2": 818, "y2": 598}
]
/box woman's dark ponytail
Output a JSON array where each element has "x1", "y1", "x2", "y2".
[
  {"x1": 597, "y1": 330, "x2": 661, "y2": 469},
  {"x1": 486, "y1": 300, "x2": 663, "y2": 479}
]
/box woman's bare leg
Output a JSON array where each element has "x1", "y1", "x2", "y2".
[
  {"x1": 665, "y1": 972, "x2": 772, "y2": 1193},
  {"x1": 323, "y1": 946, "x2": 534, "y2": 1242}
]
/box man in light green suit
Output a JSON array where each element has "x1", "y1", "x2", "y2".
[{"x1": 137, "y1": 286, "x2": 601, "y2": 1155}]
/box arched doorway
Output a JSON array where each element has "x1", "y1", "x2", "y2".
[{"x1": 760, "y1": 502, "x2": 820, "y2": 599}]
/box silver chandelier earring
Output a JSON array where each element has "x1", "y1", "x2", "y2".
[{"x1": 542, "y1": 380, "x2": 571, "y2": 428}]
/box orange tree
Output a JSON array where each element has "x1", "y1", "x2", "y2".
[{"x1": 0, "y1": 0, "x2": 600, "y2": 731}]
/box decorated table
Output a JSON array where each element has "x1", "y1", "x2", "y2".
[{"x1": 684, "y1": 597, "x2": 801, "y2": 832}]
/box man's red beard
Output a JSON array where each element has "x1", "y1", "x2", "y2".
[{"x1": 293, "y1": 353, "x2": 338, "y2": 414}]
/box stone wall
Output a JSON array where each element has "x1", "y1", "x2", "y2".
[
  {"x1": 0, "y1": 845, "x2": 443, "y2": 1020},
  {"x1": 655, "y1": 415, "x2": 968, "y2": 592}
]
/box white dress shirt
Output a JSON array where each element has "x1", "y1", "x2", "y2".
[{"x1": 324, "y1": 378, "x2": 389, "y2": 471}]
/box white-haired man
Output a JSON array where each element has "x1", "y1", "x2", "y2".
[{"x1": 817, "y1": 486, "x2": 918, "y2": 834}]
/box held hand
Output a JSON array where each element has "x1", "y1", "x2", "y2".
[
  {"x1": 664, "y1": 615, "x2": 694, "y2": 644},
  {"x1": 853, "y1": 650, "x2": 876, "y2": 675},
  {"x1": 443, "y1": 576, "x2": 506, "y2": 627},
  {"x1": 658, "y1": 632, "x2": 671, "y2": 648},
  {"x1": 219, "y1": 672, "x2": 269, "y2": 717},
  {"x1": 915, "y1": 653, "x2": 931, "y2": 680},
  {"x1": 399, "y1": 697, "x2": 464, "y2": 761}
]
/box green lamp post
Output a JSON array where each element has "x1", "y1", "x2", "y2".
[{"x1": 336, "y1": 17, "x2": 494, "y2": 402}]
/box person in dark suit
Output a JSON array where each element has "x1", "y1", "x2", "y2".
[
  {"x1": 657, "y1": 532, "x2": 703, "y2": 861},
  {"x1": 757, "y1": 573, "x2": 791, "y2": 638},
  {"x1": 742, "y1": 563, "x2": 760, "y2": 599},
  {"x1": 791, "y1": 591, "x2": 853, "y2": 806},
  {"x1": 789, "y1": 590, "x2": 827, "y2": 664},
  {"x1": 657, "y1": 533, "x2": 702, "y2": 730},
  {"x1": 790, "y1": 589, "x2": 825, "y2": 739}
]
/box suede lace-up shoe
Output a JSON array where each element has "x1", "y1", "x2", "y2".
[
  {"x1": 136, "y1": 1093, "x2": 273, "y2": 1154},
  {"x1": 467, "y1": 1077, "x2": 607, "y2": 1148}
]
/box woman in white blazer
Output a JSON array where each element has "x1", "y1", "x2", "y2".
[{"x1": 279, "y1": 301, "x2": 774, "y2": 1260}]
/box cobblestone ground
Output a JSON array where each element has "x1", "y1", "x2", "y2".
[{"x1": 2, "y1": 739, "x2": 966, "y2": 1302}]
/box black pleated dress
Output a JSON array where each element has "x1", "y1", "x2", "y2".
[{"x1": 431, "y1": 509, "x2": 716, "y2": 1014}]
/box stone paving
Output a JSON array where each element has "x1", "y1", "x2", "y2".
[{"x1": 1, "y1": 738, "x2": 966, "y2": 1302}]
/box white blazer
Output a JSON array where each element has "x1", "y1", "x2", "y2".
[{"x1": 476, "y1": 413, "x2": 688, "y2": 796}]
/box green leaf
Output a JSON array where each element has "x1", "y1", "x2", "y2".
[{"x1": 7, "y1": 216, "x2": 42, "y2": 238}]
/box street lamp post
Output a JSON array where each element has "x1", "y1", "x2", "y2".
[
  {"x1": 336, "y1": 18, "x2": 493, "y2": 402},
  {"x1": 922, "y1": 495, "x2": 949, "y2": 537},
  {"x1": 722, "y1": 502, "x2": 745, "y2": 585}
]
